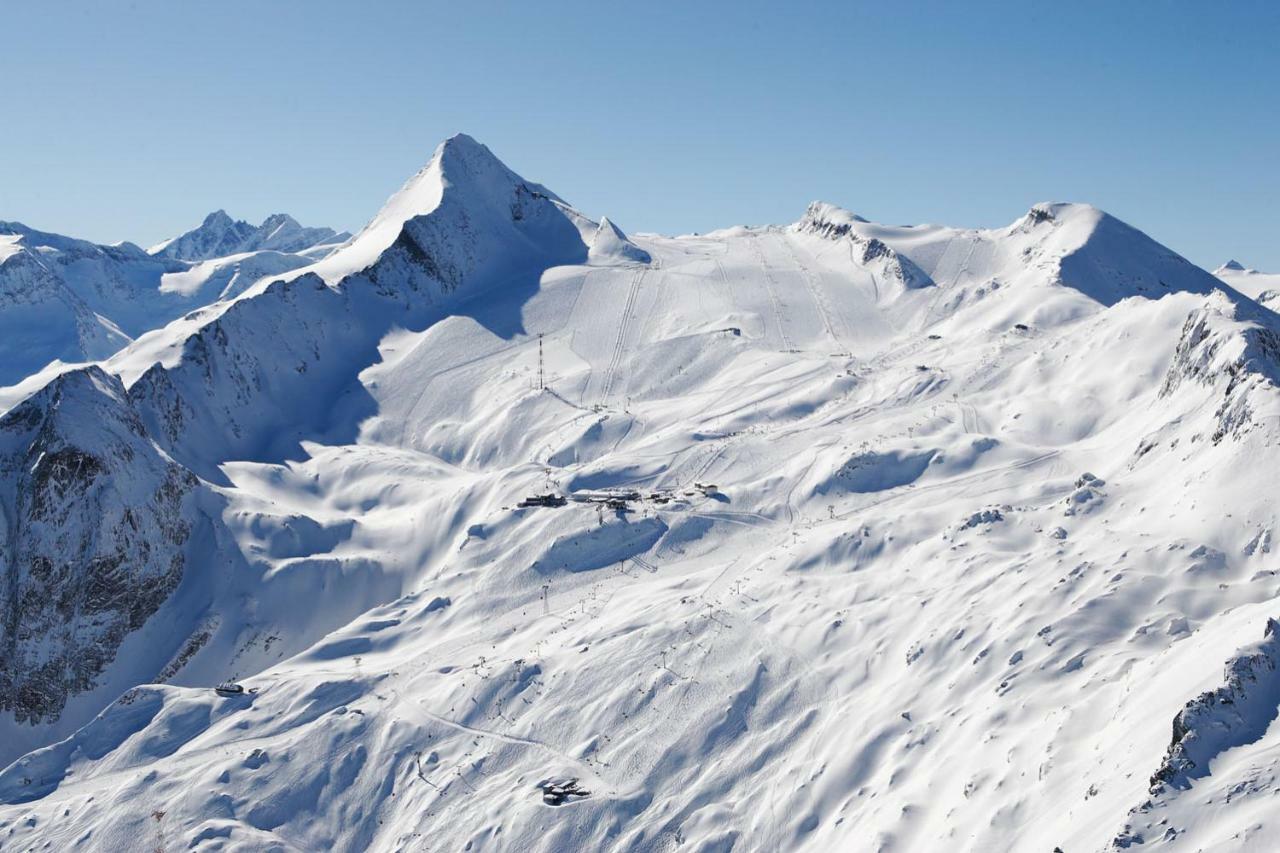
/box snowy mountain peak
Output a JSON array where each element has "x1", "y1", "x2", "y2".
[
  {"x1": 305, "y1": 133, "x2": 595, "y2": 286},
  {"x1": 150, "y1": 210, "x2": 347, "y2": 261},
  {"x1": 9, "y1": 135, "x2": 1280, "y2": 852},
  {"x1": 795, "y1": 202, "x2": 933, "y2": 290},
  {"x1": 1016, "y1": 201, "x2": 1105, "y2": 231},
  {"x1": 1029, "y1": 203, "x2": 1221, "y2": 304},
  {"x1": 588, "y1": 216, "x2": 651, "y2": 265},
  {"x1": 201, "y1": 209, "x2": 235, "y2": 228},
  {"x1": 797, "y1": 201, "x2": 870, "y2": 231},
  {"x1": 1214, "y1": 259, "x2": 1280, "y2": 306},
  {"x1": 260, "y1": 212, "x2": 299, "y2": 229}
]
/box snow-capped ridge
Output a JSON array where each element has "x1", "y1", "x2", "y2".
[
  {"x1": 797, "y1": 201, "x2": 870, "y2": 230},
  {"x1": 150, "y1": 210, "x2": 347, "y2": 261},
  {"x1": 1160, "y1": 289, "x2": 1280, "y2": 441},
  {"x1": 102, "y1": 134, "x2": 608, "y2": 474},
  {"x1": 304, "y1": 133, "x2": 588, "y2": 287},
  {"x1": 1009, "y1": 201, "x2": 1223, "y2": 306},
  {"x1": 0, "y1": 219, "x2": 339, "y2": 385},
  {"x1": 1014, "y1": 200, "x2": 1094, "y2": 230},
  {"x1": 795, "y1": 201, "x2": 933, "y2": 290},
  {"x1": 10, "y1": 136, "x2": 1280, "y2": 852}
]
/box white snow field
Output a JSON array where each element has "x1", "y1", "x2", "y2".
[{"x1": 1, "y1": 135, "x2": 1279, "y2": 852}]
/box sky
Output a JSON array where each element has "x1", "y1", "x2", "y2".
[{"x1": 2, "y1": 1, "x2": 1278, "y2": 270}]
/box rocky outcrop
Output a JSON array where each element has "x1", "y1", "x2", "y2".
[
  {"x1": 1110, "y1": 618, "x2": 1280, "y2": 848},
  {"x1": 1160, "y1": 291, "x2": 1280, "y2": 441},
  {"x1": 796, "y1": 202, "x2": 933, "y2": 290},
  {"x1": 0, "y1": 367, "x2": 199, "y2": 724},
  {"x1": 1149, "y1": 618, "x2": 1280, "y2": 794}
]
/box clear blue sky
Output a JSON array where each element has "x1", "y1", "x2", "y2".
[{"x1": 3, "y1": 1, "x2": 1277, "y2": 269}]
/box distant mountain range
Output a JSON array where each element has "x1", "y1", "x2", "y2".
[
  {"x1": 149, "y1": 210, "x2": 350, "y2": 261},
  {"x1": 0, "y1": 213, "x2": 346, "y2": 386}
]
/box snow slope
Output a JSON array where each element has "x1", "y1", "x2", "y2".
[{"x1": 1, "y1": 137, "x2": 1279, "y2": 853}]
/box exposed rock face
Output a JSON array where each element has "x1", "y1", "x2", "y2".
[
  {"x1": 796, "y1": 202, "x2": 934, "y2": 290},
  {"x1": 1149, "y1": 618, "x2": 1280, "y2": 795},
  {"x1": 1161, "y1": 291, "x2": 1280, "y2": 441},
  {"x1": 0, "y1": 367, "x2": 198, "y2": 724}
]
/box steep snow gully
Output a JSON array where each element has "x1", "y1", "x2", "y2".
[{"x1": 2, "y1": 134, "x2": 1280, "y2": 852}]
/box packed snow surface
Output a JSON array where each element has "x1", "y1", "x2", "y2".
[{"x1": 1, "y1": 135, "x2": 1279, "y2": 853}]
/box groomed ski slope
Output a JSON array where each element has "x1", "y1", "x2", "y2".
[{"x1": 2, "y1": 136, "x2": 1280, "y2": 852}]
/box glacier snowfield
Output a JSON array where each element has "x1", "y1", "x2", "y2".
[{"x1": 2, "y1": 135, "x2": 1280, "y2": 852}]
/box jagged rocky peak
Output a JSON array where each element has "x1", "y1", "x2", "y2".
[
  {"x1": 0, "y1": 366, "x2": 199, "y2": 725},
  {"x1": 150, "y1": 209, "x2": 348, "y2": 261}
]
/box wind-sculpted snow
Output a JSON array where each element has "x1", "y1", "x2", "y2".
[{"x1": 3, "y1": 136, "x2": 1280, "y2": 852}]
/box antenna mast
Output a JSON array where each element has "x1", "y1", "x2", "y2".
[{"x1": 537, "y1": 333, "x2": 545, "y2": 390}]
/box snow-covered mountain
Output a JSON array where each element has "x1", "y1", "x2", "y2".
[
  {"x1": 149, "y1": 210, "x2": 350, "y2": 261},
  {"x1": 1, "y1": 134, "x2": 1279, "y2": 852},
  {"x1": 0, "y1": 214, "x2": 348, "y2": 387},
  {"x1": 1215, "y1": 259, "x2": 1280, "y2": 309}
]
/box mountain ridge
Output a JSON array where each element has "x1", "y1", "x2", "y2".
[
  {"x1": 149, "y1": 210, "x2": 350, "y2": 261},
  {"x1": 1, "y1": 135, "x2": 1279, "y2": 852}
]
